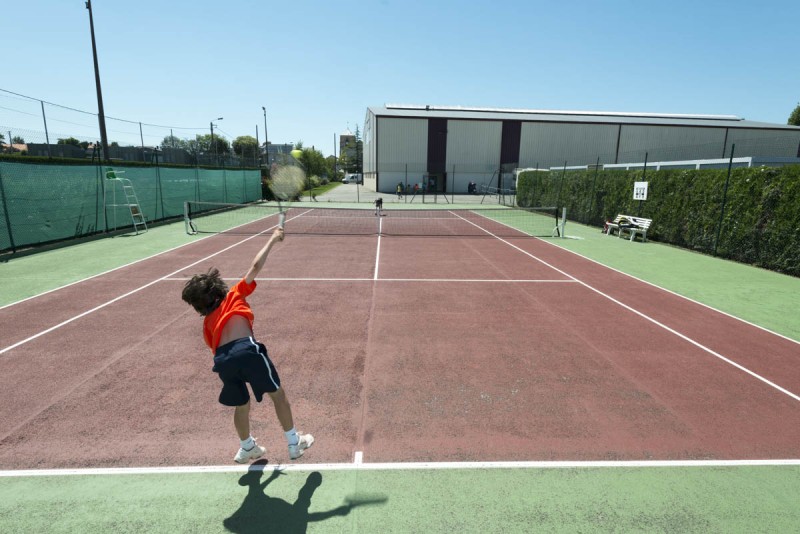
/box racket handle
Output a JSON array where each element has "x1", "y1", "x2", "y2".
[{"x1": 278, "y1": 212, "x2": 286, "y2": 228}]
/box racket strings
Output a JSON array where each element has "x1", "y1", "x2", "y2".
[{"x1": 271, "y1": 166, "x2": 306, "y2": 201}]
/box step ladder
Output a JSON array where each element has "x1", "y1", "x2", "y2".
[{"x1": 105, "y1": 168, "x2": 148, "y2": 234}]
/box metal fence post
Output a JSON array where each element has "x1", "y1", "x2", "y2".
[
  {"x1": 154, "y1": 148, "x2": 164, "y2": 220},
  {"x1": 714, "y1": 144, "x2": 735, "y2": 256},
  {"x1": 0, "y1": 165, "x2": 17, "y2": 253},
  {"x1": 195, "y1": 165, "x2": 201, "y2": 202},
  {"x1": 588, "y1": 156, "x2": 600, "y2": 220},
  {"x1": 638, "y1": 152, "x2": 648, "y2": 217},
  {"x1": 139, "y1": 122, "x2": 145, "y2": 162},
  {"x1": 557, "y1": 161, "x2": 567, "y2": 209},
  {"x1": 95, "y1": 155, "x2": 102, "y2": 233},
  {"x1": 41, "y1": 101, "x2": 52, "y2": 159}
]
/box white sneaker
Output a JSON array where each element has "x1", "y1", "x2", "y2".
[
  {"x1": 234, "y1": 443, "x2": 266, "y2": 464},
  {"x1": 288, "y1": 433, "x2": 314, "y2": 460}
]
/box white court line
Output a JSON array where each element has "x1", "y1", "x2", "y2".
[
  {"x1": 0, "y1": 229, "x2": 278, "y2": 356},
  {"x1": 4, "y1": 211, "x2": 797, "y2": 403},
  {"x1": 0, "y1": 210, "x2": 328, "y2": 355},
  {"x1": 374, "y1": 225, "x2": 382, "y2": 281},
  {"x1": 1, "y1": 458, "x2": 799, "y2": 477},
  {"x1": 451, "y1": 211, "x2": 800, "y2": 403},
  {"x1": 162, "y1": 277, "x2": 577, "y2": 283},
  {"x1": 536, "y1": 238, "x2": 800, "y2": 347},
  {"x1": 0, "y1": 236, "x2": 217, "y2": 312},
  {"x1": 0, "y1": 207, "x2": 318, "y2": 312}
]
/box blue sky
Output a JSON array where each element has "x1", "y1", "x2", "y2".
[{"x1": 2, "y1": 0, "x2": 798, "y2": 156}]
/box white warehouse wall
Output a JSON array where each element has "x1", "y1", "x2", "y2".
[
  {"x1": 377, "y1": 117, "x2": 428, "y2": 191},
  {"x1": 618, "y1": 125, "x2": 726, "y2": 162},
  {"x1": 364, "y1": 106, "x2": 800, "y2": 193},
  {"x1": 445, "y1": 120, "x2": 502, "y2": 193},
  {"x1": 724, "y1": 128, "x2": 800, "y2": 158},
  {"x1": 520, "y1": 122, "x2": 618, "y2": 169}
]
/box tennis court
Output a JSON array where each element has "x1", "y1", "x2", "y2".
[{"x1": 1, "y1": 203, "x2": 799, "y2": 532}]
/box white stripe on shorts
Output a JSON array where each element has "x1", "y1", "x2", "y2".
[{"x1": 248, "y1": 336, "x2": 280, "y2": 390}]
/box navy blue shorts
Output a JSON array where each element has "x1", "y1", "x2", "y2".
[{"x1": 212, "y1": 337, "x2": 281, "y2": 406}]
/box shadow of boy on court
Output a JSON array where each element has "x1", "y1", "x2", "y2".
[{"x1": 223, "y1": 460, "x2": 387, "y2": 533}]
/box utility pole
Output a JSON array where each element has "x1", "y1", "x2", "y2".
[
  {"x1": 210, "y1": 117, "x2": 223, "y2": 165},
  {"x1": 85, "y1": 0, "x2": 110, "y2": 161},
  {"x1": 262, "y1": 106, "x2": 269, "y2": 165}
]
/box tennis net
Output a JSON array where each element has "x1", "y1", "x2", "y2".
[{"x1": 184, "y1": 201, "x2": 565, "y2": 238}]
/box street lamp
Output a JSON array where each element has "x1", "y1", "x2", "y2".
[
  {"x1": 85, "y1": 1, "x2": 109, "y2": 161},
  {"x1": 210, "y1": 117, "x2": 223, "y2": 165},
  {"x1": 262, "y1": 106, "x2": 268, "y2": 164}
]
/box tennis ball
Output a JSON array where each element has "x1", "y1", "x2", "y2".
[{"x1": 290, "y1": 149, "x2": 303, "y2": 159}]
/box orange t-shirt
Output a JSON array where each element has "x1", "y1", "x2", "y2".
[{"x1": 203, "y1": 278, "x2": 256, "y2": 352}]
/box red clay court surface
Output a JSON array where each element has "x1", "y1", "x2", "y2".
[{"x1": 1, "y1": 221, "x2": 799, "y2": 471}]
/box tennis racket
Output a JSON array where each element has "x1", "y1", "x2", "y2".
[{"x1": 269, "y1": 163, "x2": 306, "y2": 229}]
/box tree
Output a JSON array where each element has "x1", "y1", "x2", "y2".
[
  {"x1": 294, "y1": 146, "x2": 333, "y2": 186},
  {"x1": 789, "y1": 103, "x2": 800, "y2": 126},
  {"x1": 161, "y1": 134, "x2": 188, "y2": 149},
  {"x1": 353, "y1": 125, "x2": 363, "y2": 171},
  {"x1": 185, "y1": 138, "x2": 200, "y2": 156},
  {"x1": 195, "y1": 133, "x2": 230, "y2": 156},
  {"x1": 337, "y1": 125, "x2": 363, "y2": 174},
  {"x1": 57, "y1": 137, "x2": 82, "y2": 147},
  {"x1": 233, "y1": 135, "x2": 259, "y2": 163},
  {"x1": 326, "y1": 155, "x2": 340, "y2": 179},
  {"x1": 12, "y1": 136, "x2": 25, "y2": 144}
]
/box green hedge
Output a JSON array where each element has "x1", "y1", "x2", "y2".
[{"x1": 517, "y1": 165, "x2": 800, "y2": 276}]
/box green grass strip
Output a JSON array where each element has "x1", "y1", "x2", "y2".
[{"x1": 1, "y1": 466, "x2": 798, "y2": 533}]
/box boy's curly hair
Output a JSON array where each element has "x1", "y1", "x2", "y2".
[{"x1": 182, "y1": 268, "x2": 228, "y2": 316}]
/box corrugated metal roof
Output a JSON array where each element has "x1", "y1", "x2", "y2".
[{"x1": 368, "y1": 104, "x2": 800, "y2": 130}]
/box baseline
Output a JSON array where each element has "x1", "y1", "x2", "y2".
[{"x1": 2, "y1": 458, "x2": 799, "y2": 478}]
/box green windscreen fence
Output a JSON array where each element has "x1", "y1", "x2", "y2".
[{"x1": 0, "y1": 161, "x2": 261, "y2": 252}]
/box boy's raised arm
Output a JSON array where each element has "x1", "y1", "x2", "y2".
[{"x1": 244, "y1": 227, "x2": 284, "y2": 284}]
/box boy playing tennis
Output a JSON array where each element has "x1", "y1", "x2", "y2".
[{"x1": 181, "y1": 227, "x2": 314, "y2": 463}]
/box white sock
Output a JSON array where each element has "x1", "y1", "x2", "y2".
[
  {"x1": 284, "y1": 427, "x2": 299, "y2": 446},
  {"x1": 240, "y1": 436, "x2": 255, "y2": 450}
]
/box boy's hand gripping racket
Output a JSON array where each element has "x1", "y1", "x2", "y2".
[{"x1": 269, "y1": 164, "x2": 306, "y2": 229}]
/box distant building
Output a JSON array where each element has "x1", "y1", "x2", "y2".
[
  {"x1": 339, "y1": 128, "x2": 356, "y2": 160},
  {"x1": 362, "y1": 104, "x2": 800, "y2": 194},
  {"x1": 339, "y1": 128, "x2": 356, "y2": 156},
  {"x1": 262, "y1": 143, "x2": 295, "y2": 165}
]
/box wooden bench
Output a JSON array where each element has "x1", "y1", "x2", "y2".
[{"x1": 605, "y1": 214, "x2": 652, "y2": 242}]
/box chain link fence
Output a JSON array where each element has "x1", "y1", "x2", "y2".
[
  {"x1": 1, "y1": 89, "x2": 262, "y2": 167},
  {"x1": 514, "y1": 143, "x2": 800, "y2": 276}
]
